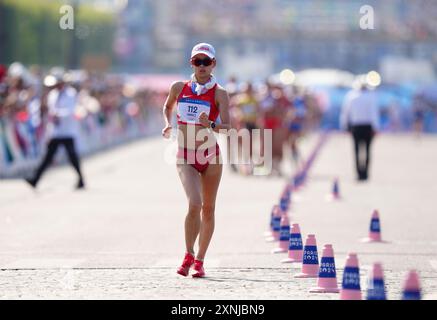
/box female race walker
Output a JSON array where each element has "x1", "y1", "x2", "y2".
[{"x1": 162, "y1": 43, "x2": 231, "y2": 278}]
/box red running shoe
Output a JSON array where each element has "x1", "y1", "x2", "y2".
[
  {"x1": 192, "y1": 259, "x2": 205, "y2": 278},
  {"x1": 177, "y1": 252, "x2": 195, "y2": 277}
]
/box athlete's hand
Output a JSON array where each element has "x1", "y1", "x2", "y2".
[
  {"x1": 199, "y1": 112, "x2": 210, "y2": 128},
  {"x1": 162, "y1": 125, "x2": 172, "y2": 139}
]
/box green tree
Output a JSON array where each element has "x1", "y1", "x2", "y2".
[{"x1": 0, "y1": 0, "x2": 115, "y2": 69}]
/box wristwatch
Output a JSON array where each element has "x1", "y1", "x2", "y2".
[{"x1": 210, "y1": 121, "x2": 216, "y2": 129}]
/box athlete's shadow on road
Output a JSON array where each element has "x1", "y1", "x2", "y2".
[
  {"x1": 194, "y1": 277, "x2": 289, "y2": 283},
  {"x1": 192, "y1": 268, "x2": 297, "y2": 282}
]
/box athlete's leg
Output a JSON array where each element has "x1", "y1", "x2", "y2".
[
  {"x1": 176, "y1": 164, "x2": 202, "y2": 255},
  {"x1": 271, "y1": 128, "x2": 280, "y2": 174},
  {"x1": 276, "y1": 127, "x2": 285, "y2": 174},
  {"x1": 197, "y1": 162, "x2": 222, "y2": 261},
  {"x1": 249, "y1": 127, "x2": 254, "y2": 165}
]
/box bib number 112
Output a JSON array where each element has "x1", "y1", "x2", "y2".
[{"x1": 188, "y1": 106, "x2": 198, "y2": 113}]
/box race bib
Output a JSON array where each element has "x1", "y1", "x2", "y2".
[{"x1": 177, "y1": 98, "x2": 211, "y2": 124}]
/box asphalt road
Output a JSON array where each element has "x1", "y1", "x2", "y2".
[{"x1": 1, "y1": 132, "x2": 436, "y2": 299}]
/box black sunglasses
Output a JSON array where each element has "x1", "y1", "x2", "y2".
[{"x1": 191, "y1": 57, "x2": 214, "y2": 67}]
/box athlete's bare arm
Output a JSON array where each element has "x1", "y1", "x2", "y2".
[
  {"x1": 213, "y1": 85, "x2": 231, "y2": 133},
  {"x1": 162, "y1": 81, "x2": 184, "y2": 137}
]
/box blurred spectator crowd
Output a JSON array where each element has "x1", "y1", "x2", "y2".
[
  {"x1": 224, "y1": 76, "x2": 323, "y2": 176},
  {"x1": 0, "y1": 62, "x2": 165, "y2": 178},
  {"x1": 1, "y1": 61, "x2": 435, "y2": 178}
]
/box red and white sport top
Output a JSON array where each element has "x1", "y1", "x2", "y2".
[{"x1": 176, "y1": 81, "x2": 219, "y2": 125}]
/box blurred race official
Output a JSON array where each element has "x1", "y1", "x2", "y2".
[
  {"x1": 26, "y1": 72, "x2": 85, "y2": 189},
  {"x1": 340, "y1": 83, "x2": 379, "y2": 181}
]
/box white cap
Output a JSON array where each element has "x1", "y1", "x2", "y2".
[{"x1": 191, "y1": 43, "x2": 215, "y2": 59}]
